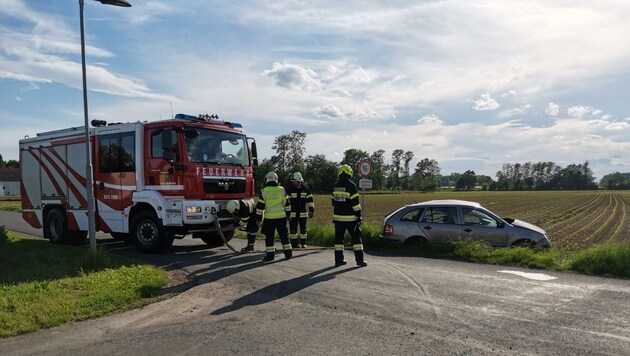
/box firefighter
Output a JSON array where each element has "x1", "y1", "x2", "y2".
[
  {"x1": 286, "y1": 172, "x2": 315, "y2": 249},
  {"x1": 332, "y1": 164, "x2": 367, "y2": 267},
  {"x1": 256, "y1": 172, "x2": 292, "y2": 261},
  {"x1": 226, "y1": 199, "x2": 258, "y2": 252}
]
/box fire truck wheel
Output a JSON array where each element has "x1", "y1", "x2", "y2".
[
  {"x1": 131, "y1": 210, "x2": 174, "y2": 253},
  {"x1": 44, "y1": 208, "x2": 67, "y2": 244},
  {"x1": 196, "y1": 229, "x2": 235, "y2": 248}
]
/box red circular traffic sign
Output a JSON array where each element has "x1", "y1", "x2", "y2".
[{"x1": 358, "y1": 159, "x2": 372, "y2": 178}]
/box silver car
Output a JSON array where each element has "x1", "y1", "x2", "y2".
[{"x1": 380, "y1": 199, "x2": 551, "y2": 247}]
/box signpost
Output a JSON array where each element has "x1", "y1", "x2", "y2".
[{"x1": 357, "y1": 159, "x2": 372, "y2": 217}]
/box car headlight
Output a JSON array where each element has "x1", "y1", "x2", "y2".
[{"x1": 186, "y1": 206, "x2": 202, "y2": 213}]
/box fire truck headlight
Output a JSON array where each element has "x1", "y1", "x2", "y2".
[{"x1": 186, "y1": 206, "x2": 202, "y2": 213}]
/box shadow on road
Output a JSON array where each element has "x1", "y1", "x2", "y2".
[{"x1": 210, "y1": 263, "x2": 357, "y2": 315}]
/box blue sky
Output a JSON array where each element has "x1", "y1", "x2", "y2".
[{"x1": 1, "y1": 0, "x2": 629, "y2": 181}]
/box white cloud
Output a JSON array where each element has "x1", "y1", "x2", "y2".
[
  {"x1": 500, "y1": 104, "x2": 532, "y2": 118},
  {"x1": 418, "y1": 114, "x2": 443, "y2": 125},
  {"x1": 262, "y1": 62, "x2": 322, "y2": 91},
  {"x1": 567, "y1": 105, "x2": 602, "y2": 119},
  {"x1": 605, "y1": 122, "x2": 629, "y2": 130},
  {"x1": 472, "y1": 93, "x2": 500, "y2": 111},
  {"x1": 545, "y1": 102, "x2": 559, "y2": 116}
]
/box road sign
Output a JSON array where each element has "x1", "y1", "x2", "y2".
[
  {"x1": 359, "y1": 179, "x2": 372, "y2": 189},
  {"x1": 358, "y1": 159, "x2": 372, "y2": 178}
]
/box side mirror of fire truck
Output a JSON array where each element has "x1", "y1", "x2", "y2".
[{"x1": 249, "y1": 138, "x2": 259, "y2": 167}]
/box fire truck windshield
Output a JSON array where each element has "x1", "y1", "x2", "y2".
[{"x1": 185, "y1": 128, "x2": 249, "y2": 166}]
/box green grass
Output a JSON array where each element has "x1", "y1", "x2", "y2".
[
  {"x1": 288, "y1": 222, "x2": 630, "y2": 278},
  {"x1": 0, "y1": 228, "x2": 169, "y2": 338},
  {"x1": 0, "y1": 200, "x2": 21, "y2": 212},
  {"x1": 373, "y1": 238, "x2": 630, "y2": 278}
]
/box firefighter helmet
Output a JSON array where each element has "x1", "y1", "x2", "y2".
[
  {"x1": 338, "y1": 164, "x2": 353, "y2": 177},
  {"x1": 226, "y1": 200, "x2": 240, "y2": 213},
  {"x1": 291, "y1": 172, "x2": 304, "y2": 182},
  {"x1": 265, "y1": 172, "x2": 278, "y2": 184}
]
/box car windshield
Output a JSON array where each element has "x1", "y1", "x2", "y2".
[{"x1": 185, "y1": 128, "x2": 249, "y2": 166}]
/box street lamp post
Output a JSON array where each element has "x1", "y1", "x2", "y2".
[{"x1": 79, "y1": 0, "x2": 131, "y2": 255}]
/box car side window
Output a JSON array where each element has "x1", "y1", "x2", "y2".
[
  {"x1": 401, "y1": 208, "x2": 423, "y2": 222},
  {"x1": 463, "y1": 208, "x2": 498, "y2": 227},
  {"x1": 421, "y1": 207, "x2": 458, "y2": 224}
]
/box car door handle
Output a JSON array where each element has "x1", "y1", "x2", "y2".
[
  {"x1": 423, "y1": 226, "x2": 432, "y2": 230},
  {"x1": 99, "y1": 182, "x2": 105, "y2": 190},
  {"x1": 463, "y1": 228, "x2": 472, "y2": 233}
]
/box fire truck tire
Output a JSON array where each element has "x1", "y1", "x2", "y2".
[
  {"x1": 131, "y1": 210, "x2": 174, "y2": 253},
  {"x1": 44, "y1": 208, "x2": 67, "y2": 244},
  {"x1": 197, "y1": 229, "x2": 235, "y2": 247}
]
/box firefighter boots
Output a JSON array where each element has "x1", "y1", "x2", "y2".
[
  {"x1": 241, "y1": 244, "x2": 254, "y2": 253},
  {"x1": 300, "y1": 238, "x2": 307, "y2": 248},
  {"x1": 335, "y1": 250, "x2": 346, "y2": 267},
  {"x1": 262, "y1": 252, "x2": 274, "y2": 262},
  {"x1": 290, "y1": 238, "x2": 299, "y2": 249},
  {"x1": 355, "y1": 250, "x2": 367, "y2": 267},
  {"x1": 284, "y1": 249, "x2": 293, "y2": 260}
]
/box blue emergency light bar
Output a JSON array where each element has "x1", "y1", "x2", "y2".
[{"x1": 174, "y1": 113, "x2": 243, "y2": 128}]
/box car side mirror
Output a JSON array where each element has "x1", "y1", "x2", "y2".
[{"x1": 497, "y1": 222, "x2": 505, "y2": 228}]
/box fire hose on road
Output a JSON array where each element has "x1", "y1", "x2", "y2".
[{"x1": 210, "y1": 207, "x2": 238, "y2": 253}]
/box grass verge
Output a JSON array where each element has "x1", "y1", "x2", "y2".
[
  {"x1": 307, "y1": 223, "x2": 630, "y2": 278},
  {"x1": 0, "y1": 227, "x2": 168, "y2": 338},
  {"x1": 0, "y1": 200, "x2": 21, "y2": 212}
]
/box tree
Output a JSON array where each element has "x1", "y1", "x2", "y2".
[
  {"x1": 387, "y1": 149, "x2": 404, "y2": 189},
  {"x1": 600, "y1": 172, "x2": 630, "y2": 189},
  {"x1": 401, "y1": 151, "x2": 414, "y2": 190},
  {"x1": 271, "y1": 130, "x2": 307, "y2": 173},
  {"x1": 557, "y1": 161, "x2": 597, "y2": 190},
  {"x1": 456, "y1": 170, "x2": 477, "y2": 190},
  {"x1": 369, "y1": 149, "x2": 386, "y2": 190},
  {"x1": 341, "y1": 148, "x2": 369, "y2": 185},
  {"x1": 253, "y1": 158, "x2": 277, "y2": 192},
  {"x1": 0, "y1": 154, "x2": 4, "y2": 168},
  {"x1": 476, "y1": 175, "x2": 493, "y2": 191},
  {"x1": 5, "y1": 160, "x2": 19, "y2": 168},
  {"x1": 271, "y1": 135, "x2": 289, "y2": 172},
  {"x1": 412, "y1": 158, "x2": 440, "y2": 191},
  {"x1": 304, "y1": 154, "x2": 338, "y2": 194}
]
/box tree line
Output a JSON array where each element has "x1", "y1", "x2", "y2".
[
  {"x1": 253, "y1": 131, "x2": 629, "y2": 194},
  {"x1": 0, "y1": 154, "x2": 19, "y2": 169},
  {"x1": 2, "y1": 131, "x2": 628, "y2": 192}
]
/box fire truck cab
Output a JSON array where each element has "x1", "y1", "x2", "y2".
[{"x1": 19, "y1": 113, "x2": 257, "y2": 252}]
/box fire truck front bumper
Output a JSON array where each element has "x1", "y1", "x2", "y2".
[{"x1": 180, "y1": 200, "x2": 229, "y2": 225}]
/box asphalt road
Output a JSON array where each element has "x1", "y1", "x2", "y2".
[{"x1": 1, "y1": 210, "x2": 629, "y2": 355}]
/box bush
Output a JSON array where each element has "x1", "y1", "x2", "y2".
[{"x1": 568, "y1": 243, "x2": 630, "y2": 277}]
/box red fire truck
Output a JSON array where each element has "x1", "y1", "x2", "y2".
[{"x1": 19, "y1": 113, "x2": 257, "y2": 252}]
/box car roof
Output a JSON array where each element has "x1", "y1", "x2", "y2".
[{"x1": 407, "y1": 199, "x2": 482, "y2": 208}]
